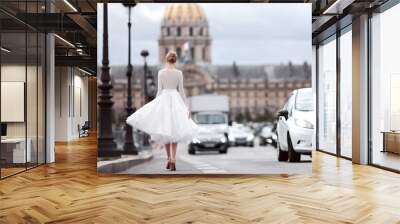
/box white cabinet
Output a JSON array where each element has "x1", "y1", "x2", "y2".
[{"x1": 1, "y1": 138, "x2": 32, "y2": 163}]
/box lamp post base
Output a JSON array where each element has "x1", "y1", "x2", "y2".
[
  {"x1": 123, "y1": 146, "x2": 138, "y2": 155},
  {"x1": 123, "y1": 105, "x2": 137, "y2": 154},
  {"x1": 98, "y1": 141, "x2": 121, "y2": 158},
  {"x1": 123, "y1": 127, "x2": 138, "y2": 155}
]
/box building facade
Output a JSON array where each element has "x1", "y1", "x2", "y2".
[{"x1": 111, "y1": 3, "x2": 311, "y2": 126}]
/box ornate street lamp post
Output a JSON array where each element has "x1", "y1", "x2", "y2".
[
  {"x1": 123, "y1": 3, "x2": 137, "y2": 155},
  {"x1": 140, "y1": 49, "x2": 149, "y2": 103},
  {"x1": 140, "y1": 49, "x2": 152, "y2": 147},
  {"x1": 98, "y1": 2, "x2": 120, "y2": 158},
  {"x1": 147, "y1": 76, "x2": 156, "y2": 101},
  {"x1": 141, "y1": 50, "x2": 156, "y2": 101}
]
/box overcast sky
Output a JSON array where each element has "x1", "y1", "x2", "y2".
[{"x1": 97, "y1": 3, "x2": 311, "y2": 66}]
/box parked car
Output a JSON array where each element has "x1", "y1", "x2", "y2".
[
  {"x1": 228, "y1": 126, "x2": 255, "y2": 147},
  {"x1": 259, "y1": 125, "x2": 277, "y2": 147},
  {"x1": 276, "y1": 88, "x2": 314, "y2": 162},
  {"x1": 188, "y1": 95, "x2": 230, "y2": 154},
  {"x1": 189, "y1": 127, "x2": 228, "y2": 154},
  {"x1": 252, "y1": 122, "x2": 268, "y2": 136}
]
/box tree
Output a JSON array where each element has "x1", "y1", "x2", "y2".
[
  {"x1": 244, "y1": 109, "x2": 252, "y2": 122},
  {"x1": 254, "y1": 109, "x2": 275, "y2": 122},
  {"x1": 288, "y1": 61, "x2": 295, "y2": 77},
  {"x1": 303, "y1": 61, "x2": 311, "y2": 79},
  {"x1": 235, "y1": 113, "x2": 244, "y2": 123}
]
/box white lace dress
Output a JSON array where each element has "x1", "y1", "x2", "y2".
[{"x1": 126, "y1": 68, "x2": 198, "y2": 144}]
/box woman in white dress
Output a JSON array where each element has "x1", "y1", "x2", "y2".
[{"x1": 126, "y1": 51, "x2": 198, "y2": 171}]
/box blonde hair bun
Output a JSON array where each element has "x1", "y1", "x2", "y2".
[{"x1": 166, "y1": 51, "x2": 177, "y2": 64}]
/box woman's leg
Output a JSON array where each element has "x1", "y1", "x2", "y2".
[
  {"x1": 171, "y1": 143, "x2": 178, "y2": 162},
  {"x1": 170, "y1": 143, "x2": 178, "y2": 171},
  {"x1": 164, "y1": 143, "x2": 172, "y2": 169},
  {"x1": 164, "y1": 143, "x2": 171, "y2": 161}
]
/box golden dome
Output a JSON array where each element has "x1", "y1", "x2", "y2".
[{"x1": 163, "y1": 3, "x2": 207, "y2": 23}]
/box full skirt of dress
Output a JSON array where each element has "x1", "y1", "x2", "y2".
[{"x1": 126, "y1": 89, "x2": 198, "y2": 144}]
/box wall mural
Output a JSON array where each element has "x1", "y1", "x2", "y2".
[{"x1": 97, "y1": 3, "x2": 313, "y2": 175}]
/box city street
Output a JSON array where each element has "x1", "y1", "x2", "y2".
[{"x1": 119, "y1": 140, "x2": 312, "y2": 174}]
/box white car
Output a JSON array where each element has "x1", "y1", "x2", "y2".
[
  {"x1": 228, "y1": 126, "x2": 255, "y2": 147},
  {"x1": 189, "y1": 112, "x2": 229, "y2": 154},
  {"x1": 259, "y1": 126, "x2": 277, "y2": 147},
  {"x1": 189, "y1": 128, "x2": 228, "y2": 154},
  {"x1": 276, "y1": 88, "x2": 314, "y2": 162}
]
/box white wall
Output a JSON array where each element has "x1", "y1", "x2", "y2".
[
  {"x1": 71, "y1": 72, "x2": 89, "y2": 138},
  {"x1": 1, "y1": 63, "x2": 46, "y2": 164},
  {"x1": 55, "y1": 67, "x2": 89, "y2": 141},
  {"x1": 55, "y1": 67, "x2": 68, "y2": 141},
  {"x1": 1, "y1": 65, "x2": 27, "y2": 140}
]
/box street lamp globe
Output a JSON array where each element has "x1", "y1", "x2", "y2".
[
  {"x1": 122, "y1": 3, "x2": 137, "y2": 8},
  {"x1": 141, "y1": 49, "x2": 149, "y2": 58}
]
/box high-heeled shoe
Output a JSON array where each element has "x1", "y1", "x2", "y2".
[
  {"x1": 166, "y1": 160, "x2": 171, "y2": 170},
  {"x1": 170, "y1": 161, "x2": 176, "y2": 171}
]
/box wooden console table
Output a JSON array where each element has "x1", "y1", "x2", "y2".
[{"x1": 382, "y1": 131, "x2": 400, "y2": 154}]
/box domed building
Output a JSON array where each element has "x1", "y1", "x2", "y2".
[{"x1": 158, "y1": 3, "x2": 212, "y2": 64}]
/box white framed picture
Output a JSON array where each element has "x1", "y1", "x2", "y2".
[{"x1": 1, "y1": 81, "x2": 25, "y2": 122}]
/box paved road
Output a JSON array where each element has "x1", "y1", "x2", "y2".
[{"x1": 120, "y1": 140, "x2": 311, "y2": 175}]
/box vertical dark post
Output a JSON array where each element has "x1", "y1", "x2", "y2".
[
  {"x1": 140, "y1": 49, "x2": 150, "y2": 147},
  {"x1": 123, "y1": 4, "x2": 137, "y2": 155},
  {"x1": 367, "y1": 11, "x2": 372, "y2": 164},
  {"x1": 141, "y1": 50, "x2": 149, "y2": 102},
  {"x1": 144, "y1": 58, "x2": 148, "y2": 102},
  {"x1": 336, "y1": 27, "x2": 341, "y2": 157},
  {"x1": 98, "y1": 2, "x2": 120, "y2": 158},
  {"x1": 315, "y1": 44, "x2": 320, "y2": 150}
]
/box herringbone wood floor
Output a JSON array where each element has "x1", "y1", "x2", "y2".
[{"x1": 1, "y1": 135, "x2": 400, "y2": 224}]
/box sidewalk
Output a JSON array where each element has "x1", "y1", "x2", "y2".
[{"x1": 97, "y1": 148, "x2": 153, "y2": 173}]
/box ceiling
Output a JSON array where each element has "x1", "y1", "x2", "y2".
[
  {"x1": 0, "y1": 0, "x2": 392, "y2": 73},
  {"x1": 0, "y1": 0, "x2": 97, "y2": 73}
]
